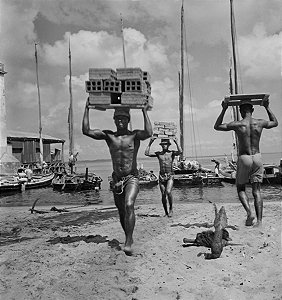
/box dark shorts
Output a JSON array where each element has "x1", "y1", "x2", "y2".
[
  {"x1": 112, "y1": 173, "x2": 139, "y2": 196},
  {"x1": 236, "y1": 153, "x2": 263, "y2": 185},
  {"x1": 159, "y1": 173, "x2": 174, "y2": 184}
]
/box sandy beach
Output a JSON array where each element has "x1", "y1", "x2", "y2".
[{"x1": 0, "y1": 201, "x2": 281, "y2": 300}]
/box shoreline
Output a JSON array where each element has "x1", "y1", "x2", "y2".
[{"x1": 0, "y1": 201, "x2": 281, "y2": 299}]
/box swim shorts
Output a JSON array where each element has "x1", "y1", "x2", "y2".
[
  {"x1": 236, "y1": 153, "x2": 263, "y2": 185},
  {"x1": 159, "y1": 173, "x2": 174, "y2": 184},
  {"x1": 112, "y1": 172, "x2": 139, "y2": 195}
]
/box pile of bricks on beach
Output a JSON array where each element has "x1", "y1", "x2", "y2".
[
  {"x1": 85, "y1": 68, "x2": 153, "y2": 110},
  {"x1": 153, "y1": 121, "x2": 177, "y2": 139}
]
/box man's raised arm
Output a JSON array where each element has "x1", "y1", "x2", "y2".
[
  {"x1": 145, "y1": 137, "x2": 157, "y2": 157},
  {"x1": 82, "y1": 98, "x2": 107, "y2": 140},
  {"x1": 172, "y1": 137, "x2": 182, "y2": 156},
  {"x1": 262, "y1": 97, "x2": 278, "y2": 129},
  {"x1": 136, "y1": 103, "x2": 153, "y2": 140},
  {"x1": 214, "y1": 100, "x2": 232, "y2": 131}
]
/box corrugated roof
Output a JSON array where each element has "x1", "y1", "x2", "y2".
[{"x1": 7, "y1": 130, "x2": 65, "y2": 143}]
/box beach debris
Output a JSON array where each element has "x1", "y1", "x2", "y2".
[
  {"x1": 50, "y1": 206, "x2": 69, "y2": 213},
  {"x1": 29, "y1": 198, "x2": 69, "y2": 214},
  {"x1": 183, "y1": 204, "x2": 232, "y2": 259}
]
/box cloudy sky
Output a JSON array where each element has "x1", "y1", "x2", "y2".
[{"x1": 1, "y1": 0, "x2": 281, "y2": 160}]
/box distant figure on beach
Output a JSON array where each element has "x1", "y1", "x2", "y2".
[
  {"x1": 145, "y1": 136, "x2": 182, "y2": 217},
  {"x1": 25, "y1": 166, "x2": 33, "y2": 182},
  {"x1": 214, "y1": 96, "x2": 278, "y2": 227},
  {"x1": 82, "y1": 99, "x2": 152, "y2": 255}
]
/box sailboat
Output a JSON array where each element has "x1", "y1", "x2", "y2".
[
  {"x1": 52, "y1": 40, "x2": 102, "y2": 192},
  {"x1": 173, "y1": 2, "x2": 222, "y2": 187}
]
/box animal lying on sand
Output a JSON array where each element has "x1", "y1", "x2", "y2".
[{"x1": 183, "y1": 204, "x2": 231, "y2": 259}]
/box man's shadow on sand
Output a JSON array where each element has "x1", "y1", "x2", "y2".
[{"x1": 47, "y1": 234, "x2": 122, "y2": 250}]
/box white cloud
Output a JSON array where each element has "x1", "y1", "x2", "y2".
[
  {"x1": 1, "y1": 1, "x2": 37, "y2": 60},
  {"x1": 238, "y1": 23, "x2": 282, "y2": 80}
]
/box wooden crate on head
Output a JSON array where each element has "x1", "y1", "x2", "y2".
[{"x1": 224, "y1": 93, "x2": 269, "y2": 106}]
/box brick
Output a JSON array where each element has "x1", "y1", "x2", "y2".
[
  {"x1": 116, "y1": 68, "x2": 143, "y2": 80},
  {"x1": 89, "y1": 92, "x2": 111, "y2": 105},
  {"x1": 124, "y1": 80, "x2": 147, "y2": 93},
  {"x1": 85, "y1": 80, "x2": 103, "y2": 93},
  {"x1": 142, "y1": 71, "x2": 151, "y2": 82},
  {"x1": 103, "y1": 80, "x2": 122, "y2": 93},
  {"x1": 121, "y1": 93, "x2": 153, "y2": 109},
  {"x1": 89, "y1": 68, "x2": 117, "y2": 80}
]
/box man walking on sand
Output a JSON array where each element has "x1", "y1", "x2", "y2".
[
  {"x1": 145, "y1": 136, "x2": 182, "y2": 217},
  {"x1": 82, "y1": 100, "x2": 152, "y2": 255},
  {"x1": 214, "y1": 96, "x2": 278, "y2": 227}
]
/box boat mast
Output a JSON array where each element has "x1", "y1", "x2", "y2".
[
  {"x1": 120, "y1": 13, "x2": 133, "y2": 130},
  {"x1": 34, "y1": 43, "x2": 44, "y2": 165},
  {"x1": 179, "y1": 1, "x2": 184, "y2": 159},
  {"x1": 229, "y1": 59, "x2": 237, "y2": 161},
  {"x1": 68, "y1": 39, "x2": 75, "y2": 174},
  {"x1": 230, "y1": 0, "x2": 240, "y2": 157},
  {"x1": 230, "y1": 0, "x2": 239, "y2": 121},
  {"x1": 120, "y1": 13, "x2": 127, "y2": 68}
]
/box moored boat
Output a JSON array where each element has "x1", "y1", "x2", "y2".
[
  {"x1": 263, "y1": 164, "x2": 282, "y2": 185},
  {"x1": 0, "y1": 172, "x2": 54, "y2": 194},
  {"x1": 52, "y1": 171, "x2": 102, "y2": 192}
]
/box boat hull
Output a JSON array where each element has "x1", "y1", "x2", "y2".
[
  {"x1": 0, "y1": 173, "x2": 54, "y2": 194},
  {"x1": 52, "y1": 173, "x2": 101, "y2": 192},
  {"x1": 174, "y1": 173, "x2": 223, "y2": 187}
]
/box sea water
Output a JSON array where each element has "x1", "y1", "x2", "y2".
[{"x1": 0, "y1": 153, "x2": 281, "y2": 208}]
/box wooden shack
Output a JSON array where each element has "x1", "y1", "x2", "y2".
[{"x1": 7, "y1": 130, "x2": 65, "y2": 164}]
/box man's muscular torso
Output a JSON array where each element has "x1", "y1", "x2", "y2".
[
  {"x1": 156, "y1": 151, "x2": 175, "y2": 175},
  {"x1": 106, "y1": 131, "x2": 140, "y2": 178}
]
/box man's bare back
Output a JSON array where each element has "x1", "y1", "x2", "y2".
[
  {"x1": 214, "y1": 97, "x2": 278, "y2": 227},
  {"x1": 230, "y1": 117, "x2": 265, "y2": 156}
]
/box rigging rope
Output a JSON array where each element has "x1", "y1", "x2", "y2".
[{"x1": 183, "y1": 20, "x2": 201, "y2": 160}]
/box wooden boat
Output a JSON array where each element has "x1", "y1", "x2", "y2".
[
  {"x1": 52, "y1": 171, "x2": 102, "y2": 192},
  {"x1": 263, "y1": 164, "x2": 282, "y2": 185},
  {"x1": 174, "y1": 171, "x2": 223, "y2": 187},
  {"x1": 138, "y1": 174, "x2": 159, "y2": 187},
  {"x1": 212, "y1": 158, "x2": 236, "y2": 184},
  {"x1": 0, "y1": 173, "x2": 54, "y2": 194}
]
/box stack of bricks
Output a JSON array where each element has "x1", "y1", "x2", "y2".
[
  {"x1": 85, "y1": 67, "x2": 153, "y2": 109},
  {"x1": 86, "y1": 68, "x2": 120, "y2": 105},
  {"x1": 153, "y1": 121, "x2": 177, "y2": 139}
]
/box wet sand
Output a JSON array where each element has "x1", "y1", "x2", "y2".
[{"x1": 0, "y1": 201, "x2": 281, "y2": 300}]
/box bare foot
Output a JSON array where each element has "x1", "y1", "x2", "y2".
[
  {"x1": 123, "y1": 245, "x2": 133, "y2": 256},
  {"x1": 253, "y1": 221, "x2": 263, "y2": 229},
  {"x1": 245, "y1": 216, "x2": 255, "y2": 226},
  {"x1": 168, "y1": 210, "x2": 173, "y2": 218}
]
